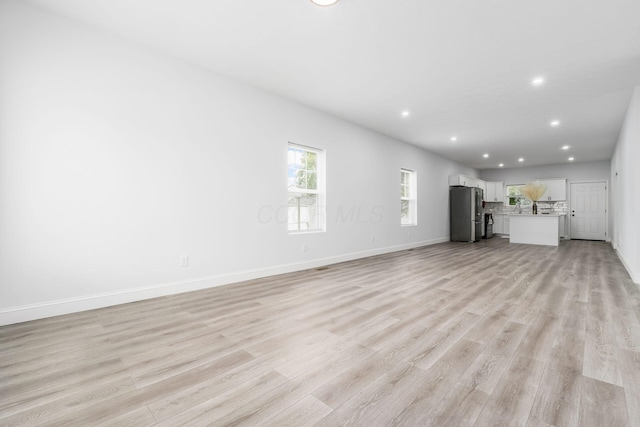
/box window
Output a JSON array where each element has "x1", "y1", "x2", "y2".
[
  {"x1": 287, "y1": 143, "x2": 325, "y2": 232},
  {"x1": 506, "y1": 184, "x2": 532, "y2": 206},
  {"x1": 401, "y1": 169, "x2": 417, "y2": 225}
]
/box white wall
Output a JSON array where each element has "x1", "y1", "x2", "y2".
[
  {"x1": 0, "y1": 1, "x2": 476, "y2": 324},
  {"x1": 611, "y1": 86, "x2": 640, "y2": 284}
]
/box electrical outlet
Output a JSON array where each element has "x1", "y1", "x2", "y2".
[
  {"x1": 370, "y1": 235, "x2": 375, "y2": 243},
  {"x1": 179, "y1": 255, "x2": 189, "y2": 267},
  {"x1": 302, "y1": 244, "x2": 308, "y2": 252}
]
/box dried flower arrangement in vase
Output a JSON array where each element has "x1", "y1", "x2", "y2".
[{"x1": 520, "y1": 182, "x2": 547, "y2": 214}]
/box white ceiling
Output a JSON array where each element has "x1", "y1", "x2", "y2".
[{"x1": 28, "y1": 0, "x2": 640, "y2": 169}]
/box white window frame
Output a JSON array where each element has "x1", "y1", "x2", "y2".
[
  {"x1": 287, "y1": 143, "x2": 326, "y2": 233},
  {"x1": 401, "y1": 168, "x2": 417, "y2": 226},
  {"x1": 506, "y1": 184, "x2": 532, "y2": 206}
]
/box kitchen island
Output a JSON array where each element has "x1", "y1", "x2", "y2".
[{"x1": 509, "y1": 214, "x2": 561, "y2": 246}]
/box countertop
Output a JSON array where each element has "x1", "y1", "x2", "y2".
[
  {"x1": 506, "y1": 213, "x2": 564, "y2": 217},
  {"x1": 491, "y1": 213, "x2": 566, "y2": 216}
]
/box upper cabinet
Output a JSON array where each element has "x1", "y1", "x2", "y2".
[
  {"x1": 538, "y1": 179, "x2": 567, "y2": 201},
  {"x1": 449, "y1": 174, "x2": 474, "y2": 187},
  {"x1": 450, "y1": 175, "x2": 564, "y2": 202},
  {"x1": 485, "y1": 181, "x2": 505, "y2": 203},
  {"x1": 475, "y1": 179, "x2": 487, "y2": 195},
  {"x1": 449, "y1": 175, "x2": 486, "y2": 194}
]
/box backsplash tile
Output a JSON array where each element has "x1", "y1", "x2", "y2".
[{"x1": 483, "y1": 200, "x2": 567, "y2": 215}]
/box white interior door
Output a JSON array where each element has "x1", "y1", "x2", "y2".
[{"x1": 570, "y1": 181, "x2": 607, "y2": 240}]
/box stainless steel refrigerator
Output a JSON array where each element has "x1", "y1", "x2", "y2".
[{"x1": 450, "y1": 186, "x2": 483, "y2": 242}]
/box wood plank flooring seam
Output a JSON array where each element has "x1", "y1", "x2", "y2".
[{"x1": 1, "y1": 239, "x2": 637, "y2": 426}]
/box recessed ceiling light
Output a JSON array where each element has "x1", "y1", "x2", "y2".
[
  {"x1": 483, "y1": 153, "x2": 489, "y2": 158},
  {"x1": 518, "y1": 158, "x2": 524, "y2": 162},
  {"x1": 561, "y1": 145, "x2": 570, "y2": 150},
  {"x1": 499, "y1": 163, "x2": 504, "y2": 168},
  {"x1": 568, "y1": 157, "x2": 575, "y2": 161},
  {"x1": 450, "y1": 136, "x2": 457, "y2": 142},
  {"x1": 401, "y1": 110, "x2": 410, "y2": 117},
  {"x1": 550, "y1": 120, "x2": 561, "y2": 127},
  {"x1": 531, "y1": 76, "x2": 545, "y2": 87},
  {"x1": 311, "y1": 0, "x2": 339, "y2": 6}
]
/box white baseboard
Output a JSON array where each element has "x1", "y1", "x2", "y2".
[
  {"x1": 0, "y1": 237, "x2": 449, "y2": 326},
  {"x1": 616, "y1": 248, "x2": 640, "y2": 285}
]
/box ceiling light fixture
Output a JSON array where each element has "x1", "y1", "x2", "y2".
[
  {"x1": 531, "y1": 76, "x2": 545, "y2": 87},
  {"x1": 450, "y1": 136, "x2": 457, "y2": 142},
  {"x1": 518, "y1": 158, "x2": 524, "y2": 162},
  {"x1": 499, "y1": 163, "x2": 504, "y2": 168},
  {"x1": 483, "y1": 153, "x2": 489, "y2": 158},
  {"x1": 568, "y1": 157, "x2": 575, "y2": 161},
  {"x1": 561, "y1": 145, "x2": 570, "y2": 150},
  {"x1": 311, "y1": 0, "x2": 339, "y2": 6},
  {"x1": 401, "y1": 110, "x2": 410, "y2": 117},
  {"x1": 550, "y1": 120, "x2": 561, "y2": 127}
]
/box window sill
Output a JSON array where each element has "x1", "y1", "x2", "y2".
[{"x1": 288, "y1": 229, "x2": 326, "y2": 235}]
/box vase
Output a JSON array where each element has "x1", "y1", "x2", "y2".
[{"x1": 532, "y1": 201, "x2": 538, "y2": 214}]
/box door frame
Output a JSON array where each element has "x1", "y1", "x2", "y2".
[{"x1": 567, "y1": 180, "x2": 609, "y2": 241}]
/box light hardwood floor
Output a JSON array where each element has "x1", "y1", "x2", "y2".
[{"x1": 1, "y1": 238, "x2": 639, "y2": 426}]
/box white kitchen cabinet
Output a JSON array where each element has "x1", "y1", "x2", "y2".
[
  {"x1": 477, "y1": 180, "x2": 487, "y2": 195},
  {"x1": 538, "y1": 179, "x2": 567, "y2": 201},
  {"x1": 492, "y1": 214, "x2": 510, "y2": 235},
  {"x1": 449, "y1": 174, "x2": 471, "y2": 187},
  {"x1": 509, "y1": 215, "x2": 561, "y2": 246},
  {"x1": 467, "y1": 177, "x2": 478, "y2": 188},
  {"x1": 449, "y1": 175, "x2": 486, "y2": 193},
  {"x1": 485, "y1": 181, "x2": 505, "y2": 203},
  {"x1": 493, "y1": 214, "x2": 504, "y2": 234}
]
